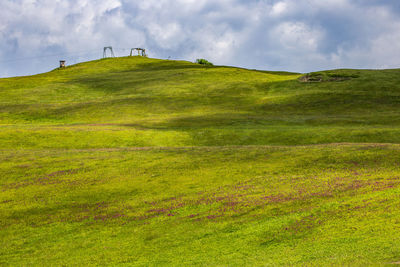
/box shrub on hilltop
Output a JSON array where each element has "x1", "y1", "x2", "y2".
[{"x1": 196, "y1": 58, "x2": 213, "y2": 66}]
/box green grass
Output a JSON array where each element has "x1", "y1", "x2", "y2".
[
  {"x1": 1, "y1": 57, "x2": 400, "y2": 265},
  {"x1": 1, "y1": 57, "x2": 400, "y2": 148}
]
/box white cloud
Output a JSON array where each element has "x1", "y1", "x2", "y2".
[
  {"x1": 270, "y1": 1, "x2": 288, "y2": 16},
  {"x1": 272, "y1": 22, "x2": 322, "y2": 51},
  {"x1": 1, "y1": 0, "x2": 400, "y2": 77}
]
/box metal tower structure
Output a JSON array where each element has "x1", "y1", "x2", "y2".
[
  {"x1": 103, "y1": 46, "x2": 115, "y2": 58},
  {"x1": 130, "y1": 48, "x2": 147, "y2": 57}
]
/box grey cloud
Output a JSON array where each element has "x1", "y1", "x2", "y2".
[{"x1": 1, "y1": 0, "x2": 400, "y2": 77}]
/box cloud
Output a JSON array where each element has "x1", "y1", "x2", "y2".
[{"x1": 0, "y1": 0, "x2": 400, "y2": 77}]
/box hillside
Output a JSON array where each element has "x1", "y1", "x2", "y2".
[
  {"x1": 1, "y1": 57, "x2": 400, "y2": 265},
  {"x1": 2, "y1": 57, "x2": 400, "y2": 148}
]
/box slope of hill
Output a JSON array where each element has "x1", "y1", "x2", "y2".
[
  {"x1": 1, "y1": 57, "x2": 400, "y2": 265},
  {"x1": 1, "y1": 57, "x2": 400, "y2": 148}
]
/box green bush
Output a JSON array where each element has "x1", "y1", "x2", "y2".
[{"x1": 196, "y1": 58, "x2": 213, "y2": 66}]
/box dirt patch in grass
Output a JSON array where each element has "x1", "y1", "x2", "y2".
[{"x1": 299, "y1": 72, "x2": 359, "y2": 83}]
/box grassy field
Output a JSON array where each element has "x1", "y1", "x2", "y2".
[{"x1": 1, "y1": 57, "x2": 400, "y2": 265}]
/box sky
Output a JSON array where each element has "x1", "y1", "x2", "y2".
[{"x1": 1, "y1": 0, "x2": 400, "y2": 77}]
